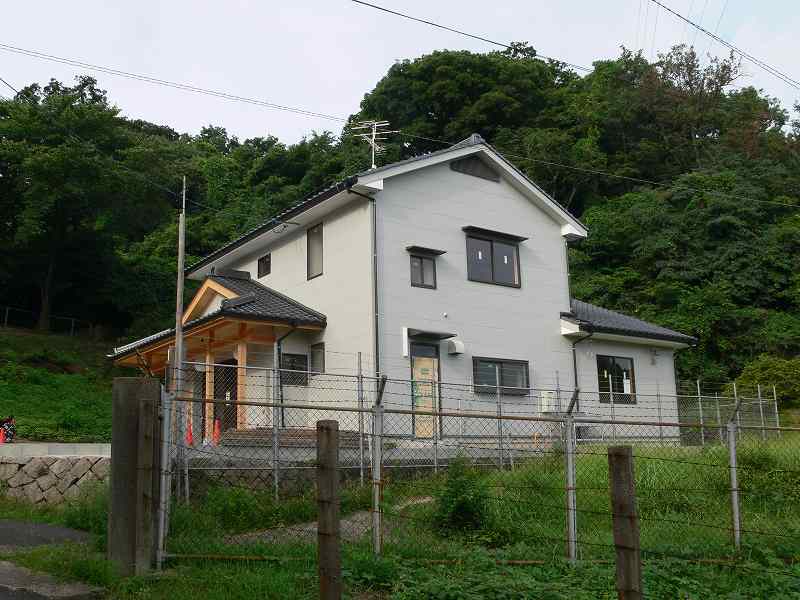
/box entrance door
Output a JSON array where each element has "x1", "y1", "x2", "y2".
[
  {"x1": 411, "y1": 344, "x2": 439, "y2": 438},
  {"x1": 214, "y1": 359, "x2": 238, "y2": 432}
]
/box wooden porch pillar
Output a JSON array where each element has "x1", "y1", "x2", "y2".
[
  {"x1": 204, "y1": 346, "x2": 214, "y2": 441},
  {"x1": 236, "y1": 341, "x2": 247, "y2": 429}
]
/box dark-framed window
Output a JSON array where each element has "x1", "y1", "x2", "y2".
[
  {"x1": 410, "y1": 255, "x2": 436, "y2": 289},
  {"x1": 307, "y1": 223, "x2": 323, "y2": 279},
  {"x1": 257, "y1": 253, "x2": 271, "y2": 278},
  {"x1": 310, "y1": 343, "x2": 325, "y2": 374},
  {"x1": 473, "y1": 357, "x2": 530, "y2": 396},
  {"x1": 281, "y1": 353, "x2": 308, "y2": 386},
  {"x1": 597, "y1": 355, "x2": 636, "y2": 404},
  {"x1": 466, "y1": 236, "x2": 520, "y2": 287}
]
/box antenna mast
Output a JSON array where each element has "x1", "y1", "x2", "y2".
[{"x1": 351, "y1": 120, "x2": 398, "y2": 169}]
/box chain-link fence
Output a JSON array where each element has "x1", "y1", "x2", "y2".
[{"x1": 156, "y1": 364, "x2": 800, "y2": 585}]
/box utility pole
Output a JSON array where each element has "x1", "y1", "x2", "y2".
[{"x1": 174, "y1": 176, "x2": 187, "y2": 502}]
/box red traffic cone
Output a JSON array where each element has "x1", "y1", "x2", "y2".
[
  {"x1": 0, "y1": 429, "x2": 5, "y2": 444},
  {"x1": 185, "y1": 417, "x2": 194, "y2": 446},
  {"x1": 212, "y1": 418, "x2": 221, "y2": 446}
]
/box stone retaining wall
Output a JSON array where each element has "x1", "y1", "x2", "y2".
[{"x1": 0, "y1": 456, "x2": 109, "y2": 505}]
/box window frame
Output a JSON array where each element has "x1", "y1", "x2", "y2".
[
  {"x1": 465, "y1": 234, "x2": 521, "y2": 288},
  {"x1": 409, "y1": 254, "x2": 437, "y2": 289},
  {"x1": 257, "y1": 253, "x2": 271, "y2": 278},
  {"x1": 280, "y1": 353, "x2": 309, "y2": 387},
  {"x1": 472, "y1": 357, "x2": 530, "y2": 396},
  {"x1": 310, "y1": 342, "x2": 325, "y2": 374},
  {"x1": 596, "y1": 354, "x2": 637, "y2": 405},
  {"x1": 306, "y1": 222, "x2": 323, "y2": 280}
]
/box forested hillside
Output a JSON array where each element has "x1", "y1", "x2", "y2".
[{"x1": 1, "y1": 44, "x2": 798, "y2": 389}]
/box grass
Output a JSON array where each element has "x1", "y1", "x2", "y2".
[
  {"x1": 2, "y1": 440, "x2": 800, "y2": 598},
  {"x1": 0, "y1": 330, "x2": 116, "y2": 441}
]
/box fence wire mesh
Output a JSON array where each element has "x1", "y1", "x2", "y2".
[{"x1": 158, "y1": 364, "x2": 800, "y2": 587}]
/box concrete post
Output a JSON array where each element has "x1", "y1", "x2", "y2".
[
  {"x1": 564, "y1": 415, "x2": 578, "y2": 562},
  {"x1": 109, "y1": 378, "x2": 160, "y2": 576},
  {"x1": 371, "y1": 376, "x2": 386, "y2": 556},
  {"x1": 357, "y1": 353, "x2": 365, "y2": 486},
  {"x1": 727, "y1": 422, "x2": 741, "y2": 551}
]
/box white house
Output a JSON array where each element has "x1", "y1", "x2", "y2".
[{"x1": 112, "y1": 134, "x2": 695, "y2": 440}]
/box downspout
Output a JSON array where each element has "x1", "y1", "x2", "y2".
[
  {"x1": 568, "y1": 327, "x2": 593, "y2": 413},
  {"x1": 274, "y1": 326, "x2": 297, "y2": 427},
  {"x1": 348, "y1": 188, "x2": 381, "y2": 377}
]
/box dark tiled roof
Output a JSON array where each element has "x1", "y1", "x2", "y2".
[
  {"x1": 110, "y1": 271, "x2": 325, "y2": 359},
  {"x1": 567, "y1": 299, "x2": 696, "y2": 345}
]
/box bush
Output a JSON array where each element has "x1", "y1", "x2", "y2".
[
  {"x1": 732, "y1": 354, "x2": 800, "y2": 408},
  {"x1": 433, "y1": 457, "x2": 488, "y2": 532},
  {"x1": 203, "y1": 486, "x2": 265, "y2": 532}
]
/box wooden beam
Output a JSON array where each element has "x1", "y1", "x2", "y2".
[
  {"x1": 236, "y1": 341, "x2": 247, "y2": 430},
  {"x1": 182, "y1": 279, "x2": 238, "y2": 325}
]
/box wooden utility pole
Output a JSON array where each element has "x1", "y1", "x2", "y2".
[
  {"x1": 317, "y1": 420, "x2": 341, "y2": 600},
  {"x1": 608, "y1": 446, "x2": 643, "y2": 600}
]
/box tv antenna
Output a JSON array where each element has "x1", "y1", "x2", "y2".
[{"x1": 351, "y1": 120, "x2": 398, "y2": 169}]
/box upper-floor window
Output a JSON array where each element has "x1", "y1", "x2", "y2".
[
  {"x1": 473, "y1": 357, "x2": 529, "y2": 395},
  {"x1": 597, "y1": 355, "x2": 636, "y2": 404},
  {"x1": 463, "y1": 227, "x2": 525, "y2": 288},
  {"x1": 307, "y1": 223, "x2": 323, "y2": 279},
  {"x1": 257, "y1": 253, "x2": 271, "y2": 278},
  {"x1": 410, "y1": 255, "x2": 436, "y2": 289},
  {"x1": 310, "y1": 343, "x2": 325, "y2": 374}
]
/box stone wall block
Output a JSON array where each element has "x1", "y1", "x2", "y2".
[
  {"x1": 37, "y1": 474, "x2": 57, "y2": 492},
  {"x1": 91, "y1": 458, "x2": 111, "y2": 480},
  {"x1": 43, "y1": 487, "x2": 64, "y2": 505},
  {"x1": 21, "y1": 458, "x2": 48, "y2": 478},
  {"x1": 7, "y1": 471, "x2": 33, "y2": 488},
  {"x1": 22, "y1": 482, "x2": 44, "y2": 504},
  {"x1": 0, "y1": 463, "x2": 18, "y2": 481},
  {"x1": 50, "y1": 458, "x2": 74, "y2": 477}
]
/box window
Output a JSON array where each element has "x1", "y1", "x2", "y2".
[
  {"x1": 307, "y1": 223, "x2": 323, "y2": 279},
  {"x1": 257, "y1": 253, "x2": 271, "y2": 278},
  {"x1": 466, "y1": 236, "x2": 520, "y2": 287},
  {"x1": 281, "y1": 353, "x2": 308, "y2": 386},
  {"x1": 410, "y1": 255, "x2": 436, "y2": 288},
  {"x1": 310, "y1": 343, "x2": 325, "y2": 374},
  {"x1": 473, "y1": 357, "x2": 530, "y2": 396},
  {"x1": 597, "y1": 355, "x2": 636, "y2": 404}
]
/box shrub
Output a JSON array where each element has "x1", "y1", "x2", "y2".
[
  {"x1": 203, "y1": 486, "x2": 265, "y2": 533},
  {"x1": 731, "y1": 354, "x2": 800, "y2": 408},
  {"x1": 433, "y1": 457, "x2": 488, "y2": 532}
]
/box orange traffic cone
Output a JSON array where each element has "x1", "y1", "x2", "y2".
[
  {"x1": 185, "y1": 417, "x2": 194, "y2": 446},
  {"x1": 212, "y1": 418, "x2": 221, "y2": 446}
]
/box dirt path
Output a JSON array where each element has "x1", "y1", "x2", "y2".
[{"x1": 228, "y1": 496, "x2": 434, "y2": 545}]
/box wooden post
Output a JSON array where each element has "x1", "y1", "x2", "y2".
[
  {"x1": 109, "y1": 378, "x2": 161, "y2": 576},
  {"x1": 608, "y1": 446, "x2": 642, "y2": 600},
  {"x1": 317, "y1": 420, "x2": 341, "y2": 600}
]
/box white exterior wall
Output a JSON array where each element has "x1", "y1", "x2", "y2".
[{"x1": 230, "y1": 198, "x2": 375, "y2": 377}]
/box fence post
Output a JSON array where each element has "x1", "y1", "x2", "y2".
[
  {"x1": 607, "y1": 373, "x2": 617, "y2": 441},
  {"x1": 734, "y1": 383, "x2": 741, "y2": 440},
  {"x1": 773, "y1": 385, "x2": 781, "y2": 436},
  {"x1": 372, "y1": 375, "x2": 387, "y2": 556},
  {"x1": 696, "y1": 380, "x2": 705, "y2": 447},
  {"x1": 156, "y1": 387, "x2": 173, "y2": 570},
  {"x1": 715, "y1": 394, "x2": 723, "y2": 444},
  {"x1": 495, "y1": 365, "x2": 504, "y2": 469},
  {"x1": 317, "y1": 420, "x2": 341, "y2": 600},
  {"x1": 757, "y1": 384, "x2": 766, "y2": 441},
  {"x1": 432, "y1": 374, "x2": 439, "y2": 474},
  {"x1": 608, "y1": 446, "x2": 642, "y2": 600},
  {"x1": 109, "y1": 378, "x2": 161, "y2": 576},
  {"x1": 656, "y1": 382, "x2": 663, "y2": 442},
  {"x1": 564, "y1": 414, "x2": 578, "y2": 562},
  {"x1": 2, "y1": 306, "x2": 8, "y2": 328},
  {"x1": 357, "y1": 353, "x2": 365, "y2": 486},
  {"x1": 271, "y1": 353, "x2": 280, "y2": 502},
  {"x1": 727, "y1": 422, "x2": 741, "y2": 551}
]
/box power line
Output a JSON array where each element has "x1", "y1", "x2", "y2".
[
  {"x1": 350, "y1": 0, "x2": 592, "y2": 73},
  {"x1": 647, "y1": 0, "x2": 800, "y2": 90},
  {"x1": 0, "y1": 41, "x2": 349, "y2": 122},
  {"x1": 397, "y1": 131, "x2": 799, "y2": 209}
]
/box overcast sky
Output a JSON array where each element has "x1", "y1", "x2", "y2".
[{"x1": 2, "y1": 0, "x2": 797, "y2": 143}]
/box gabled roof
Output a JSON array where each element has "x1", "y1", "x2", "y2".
[
  {"x1": 565, "y1": 299, "x2": 696, "y2": 346},
  {"x1": 185, "y1": 134, "x2": 587, "y2": 276},
  {"x1": 110, "y1": 269, "x2": 326, "y2": 360}
]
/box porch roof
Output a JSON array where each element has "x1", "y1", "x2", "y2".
[{"x1": 109, "y1": 269, "x2": 326, "y2": 362}]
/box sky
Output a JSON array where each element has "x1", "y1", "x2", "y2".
[{"x1": 1, "y1": 0, "x2": 798, "y2": 144}]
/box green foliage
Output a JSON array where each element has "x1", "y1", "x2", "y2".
[
  {"x1": 733, "y1": 354, "x2": 800, "y2": 407},
  {"x1": 432, "y1": 457, "x2": 489, "y2": 532}
]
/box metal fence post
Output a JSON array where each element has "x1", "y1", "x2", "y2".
[
  {"x1": 773, "y1": 385, "x2": 781, "y2": 436},
  {"x1": 564, "y1": 414, "x2": 578, "y2": 562},
  {"x1": 156, "y1": 386, "x2": 173, "y2": 570},
  {"x1": 757, "y1": 384, "x2": 766, "y2": 441},
  {"x1": 495, "y1": 365, "x2": 504, "y2": 469},
  {"x1": 271, "y1": 358, "x2": 280, "y2": 502},
  {"x1": 357, "y1": 353, "x2": 365, "y2": 486},
  {"x1": 696, "y1": 380, "x2": 705, "y2": 447},
  {"x1": 656, "y1": 382, "x2": 663, "y2": 442},
  {"x1": 715, "y1": 394, "x2": 723, "y2": 444},
  {"x1": 607, "y1": 373, "x2": 616, "y2": 441},
  {"x1": 727, "y1": 422, "x2": 741, "y2": 551},
  {"x1": 432, "y1": 374, "x2": 439, "y2": 474},
  {"x1": 372, "y1": 376, "x2": 386, "y2": 556}
]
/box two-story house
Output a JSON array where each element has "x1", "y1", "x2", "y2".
[{"x1": 112, "y1": 134, "x2": 695, "y2": 440}]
